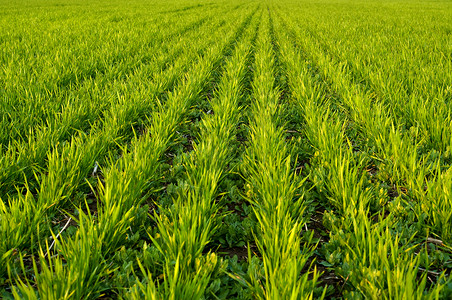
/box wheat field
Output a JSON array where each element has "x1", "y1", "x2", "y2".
[{"x1": 0, "y1": 0, "x2": 451, "y2": 298}]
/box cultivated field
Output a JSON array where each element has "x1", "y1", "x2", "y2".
[{"x1": 1, "y1": 0, "x2": 451, "y2": 298}]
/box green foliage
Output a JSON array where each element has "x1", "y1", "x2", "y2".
[{"x1": 1, "y1": 0, "x2": 451, "y2": 298}]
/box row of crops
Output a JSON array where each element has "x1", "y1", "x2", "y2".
[{"x1": 1, "y1": 0, "x2": 451, "y2": 298}]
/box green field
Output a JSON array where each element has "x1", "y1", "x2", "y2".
[{"x1": 1, "y1": 0, "x2": 452, "y2": 298}]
